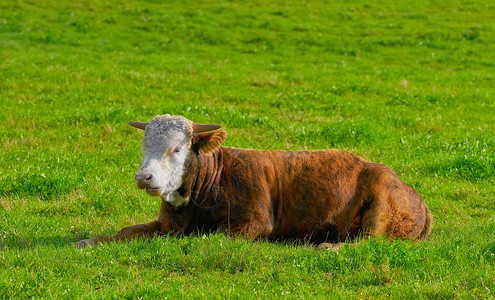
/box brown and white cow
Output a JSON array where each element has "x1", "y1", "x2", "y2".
[{"x1": 75, "y1": 114, "x2": 432, "y2": 248}]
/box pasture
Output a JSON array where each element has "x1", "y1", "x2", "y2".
[{"x1": 1, "y1": 0, "x2": 494, "y2": 298}]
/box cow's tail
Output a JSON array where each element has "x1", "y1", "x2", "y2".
[{"x1": 419, "y1": 206, "x2": 433, "y2": 240}]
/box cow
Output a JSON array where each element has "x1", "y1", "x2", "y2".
[{"x1": 75, "y1": 114, "x2": 432, "y2": 248}]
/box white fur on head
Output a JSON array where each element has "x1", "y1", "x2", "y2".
[{"x1": 136, "y1": 114, "x2": 193, "y2": 206}]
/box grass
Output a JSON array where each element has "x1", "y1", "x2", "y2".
[{"x1": 1, "y1": 0, "x2": 494, "y2": 298}]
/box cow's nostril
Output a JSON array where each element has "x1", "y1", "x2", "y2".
[{"x1": 145, "y1": 174, "x2": 153, "y2": 182}]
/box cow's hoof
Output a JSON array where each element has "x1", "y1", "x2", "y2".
[
  {"x1": 74, "y1": 238, "x2": 95, "y2": 248},
  {"x1": 317, "y1": 242, "x2": 343, "y2": 252},
  {"x1": 317, "y1": 243, "x2": 331, "y2": 250}
]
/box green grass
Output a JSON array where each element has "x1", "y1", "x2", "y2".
[{"x1": 1, "y1": 0, "x2": 494, "y2": 298}]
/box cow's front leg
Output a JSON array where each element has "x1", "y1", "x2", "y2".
[
  {"x1": 226, "y1": 219, "x2": 273, "y2": 240},
  {"x1": 74, "y1": 220, "x2": 166, "y2": 248},
  {"x1": 224, "y1": 204, "x2": 274, "y2": 239}
]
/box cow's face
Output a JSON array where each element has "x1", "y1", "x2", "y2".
[
  {"x1": 130, "y1": 114, "x2": 226, "y2": 206},
  {"x1": 135, "y1": 114, "x2": 193, "y2": 199}
]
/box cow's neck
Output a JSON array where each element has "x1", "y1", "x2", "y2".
[
  {"x1": 177, "y1": 147, "x2": 224, "y2": 209},
  {"x1": 162, "y1": 148, "x2": 224, "y2": 234}
]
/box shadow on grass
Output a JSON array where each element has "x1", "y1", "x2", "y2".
[
  {"x1": 0, "y1": 235, "x2": 77, "y2": 250},
  {"x1": 0, "y1": 174, "x2": 75, "y2": 201}
]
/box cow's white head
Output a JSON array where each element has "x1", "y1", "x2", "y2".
[{"x1": 129, "y1": 114, "x2": 226, "y2": 206}]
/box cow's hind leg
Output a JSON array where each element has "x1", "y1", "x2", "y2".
[
  {"x1": 317, "y1": 242, "x2": 346, "y2": 252},
  {"x1": 349, "y1": 163, "x2": 429, "y2": 240},
  {"x1": 359, "y1": 196, "x2": 391, "y2": 238},
  {"x1": 317, "y1": 199, "x2": 386, "y2": 251},
  {"x1": 360, "y1": 184, "x2": 428, "y2": 240},
  {"x1": 74, "y1": 220, "x2": 166, "y2": 248}
]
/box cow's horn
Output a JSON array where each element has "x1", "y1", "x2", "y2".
[
  {"x1": 128, "y1": 121, "x2": 149, "y2": 130},
  {"x1": 192, "y1": 123, "x2": 222, "y2": 133}
]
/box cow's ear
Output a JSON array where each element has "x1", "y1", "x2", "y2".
[{"x1": 192, "y1": 130, "x2": 227, "y2": 154}]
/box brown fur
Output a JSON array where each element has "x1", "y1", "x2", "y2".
[{"x1": 75, "y1": 130, "x2": 432, "y2": 247}]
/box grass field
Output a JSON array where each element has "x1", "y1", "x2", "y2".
[{"x1": 1, "y1": 0, "x2": 494, "y2": 298}]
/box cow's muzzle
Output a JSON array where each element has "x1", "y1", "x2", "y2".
[
  {"x1": 135, "y1": 172, "x2": 153, "y2": 189},
  {"x1": 135, "y1": 172, "x2": 166, "y2": 196}
]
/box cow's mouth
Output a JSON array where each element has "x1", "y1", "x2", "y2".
[{"x1": 145, "y1": 187, "x2": 165, "y2": 196}]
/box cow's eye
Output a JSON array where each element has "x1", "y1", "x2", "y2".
[{"x1": 173, "y1": 147, "x2": 181, "y2": 154}]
